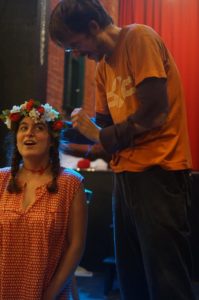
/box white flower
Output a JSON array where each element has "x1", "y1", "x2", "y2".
[
  {"x1": 20, "y1": 102, "x2": 28, "y2": 110},
  {"x1": 43, "y1": 103, "x2": 53, "y2": 113},
  {"x1": 43, "y1": 104, "x2": 59, "y2": 122},
  {"x1": 29, "y1": 108, "x2": 40, "y2": 122},
  {"x1": 10, "y1": 105, "x2": 21, "y2": 114},
  {"x1": 5, "y1": 117, "x2": 11, "y2": 129}
]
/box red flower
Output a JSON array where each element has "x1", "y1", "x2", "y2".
[
  {"x1": 37, "y1": 106, "x2": 45, "y2": 115},
  {"x1": 26, "y1": 99, "x2": 35, "y2": 111},
  {"x1": 52, "y1": 120, "x2": 64, "y2": 131},
  {"x1": 10, "y1": 113, "x2": 21, "y2": 122}
]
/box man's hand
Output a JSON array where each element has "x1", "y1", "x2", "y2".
[{"x1": 71, "y1": 108, "x2": 101, "y2": 143}]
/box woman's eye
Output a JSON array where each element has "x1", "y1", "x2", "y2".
[
  {"x1": 19, "y1": 126, "x2": 27, "y2": 131},
  {"x1": 35, "y1": 125, "x2": 45, "y2": 131},
  {"x1": 35, "y1": 124, "x2": 45, "y2": 132}
]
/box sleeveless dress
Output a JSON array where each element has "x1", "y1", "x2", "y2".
[{"x1": 0, "y1": 167, "x2": 83, "y2": 299}]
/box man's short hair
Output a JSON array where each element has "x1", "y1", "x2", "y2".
[{"x1": 49, "y1": 0, "x2": 113, "y2": 45}]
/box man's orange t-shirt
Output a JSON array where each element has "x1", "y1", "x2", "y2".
[{"x1": 95, "y1": 24, "x2": 192, "y2": 172}]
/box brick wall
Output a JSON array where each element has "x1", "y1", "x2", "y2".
[
  {"x1": 46, "y1": 0, "x2": 65, "y2": 110},
  {"x1": 47, "y1": 0, "x2": 119, "y2": 115}
]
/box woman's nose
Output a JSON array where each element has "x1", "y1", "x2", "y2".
[{"x1": 26, "y1": 127, "x2": 35, "y2": 136}]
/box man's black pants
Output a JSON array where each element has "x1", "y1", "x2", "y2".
[{"x1": 113, "y1": 166, "x2": 196, "y2": 300}]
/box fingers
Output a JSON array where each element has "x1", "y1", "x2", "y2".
[
  {"x1": 71, "y1": 108, "x2": 83, "y2": 117},
  {"x1": 71, "y1": 108, "x2": 89, "y2": 129},
  {"x1": 70, "y1": 108, "x2": 100, "y2": 143}
]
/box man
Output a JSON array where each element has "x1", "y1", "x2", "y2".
[{"x1": 49, "y1": 1, "x2": 196, "y2": 299}]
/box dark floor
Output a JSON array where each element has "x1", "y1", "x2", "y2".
[{"x1": 76, "y1": 273, "x2": 199, "y2": 300}]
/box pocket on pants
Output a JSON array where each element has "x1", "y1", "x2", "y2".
[{"x1": 150, "y1": 167, "x2": 191, "y2": 233}]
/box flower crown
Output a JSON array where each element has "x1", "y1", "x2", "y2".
[{"x1": 0, "y1": 99, "x2": 65, "y2": 135}]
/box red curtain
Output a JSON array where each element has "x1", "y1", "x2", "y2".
[{"x1": 119, "y1": 0, "x2": 199, "y2": 170}]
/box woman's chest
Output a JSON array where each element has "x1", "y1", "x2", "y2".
[
  {"x1": 22, "y1": 183, "x2": 40, "y2": 210},
  {"x1": 0, "y1": 188, "x2": 69, "y2": 241}
]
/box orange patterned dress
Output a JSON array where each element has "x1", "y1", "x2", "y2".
[{"x1": 0, "y1": 167, "x2": 83, "y2": 299}]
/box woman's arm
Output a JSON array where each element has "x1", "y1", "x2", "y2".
[{"x1": 43, "y1": 184, "x2": 88, "y2": 299}]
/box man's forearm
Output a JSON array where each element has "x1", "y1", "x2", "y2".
[{"x1": 99, "y1": 77, "x2": 169, "y2": 154}]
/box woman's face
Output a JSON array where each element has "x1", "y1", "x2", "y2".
[{"x1": 16, "y1": 117, "x2": 52, "y2": 160}]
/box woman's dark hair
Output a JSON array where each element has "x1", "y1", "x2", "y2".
[
  {"x1": 7, "y1": 123, "x2": 61, "y2": 194},
  {"x1": 49, "y1": 0, "x2": 113, "y2": 45},
  {"x1": 47, "y1": 134, "x2": 61, "y2": 193},
  {"x1": 6, "y1": 134, "x2": 23, "y2": 193}
]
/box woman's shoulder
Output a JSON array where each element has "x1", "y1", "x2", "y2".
[
  {"x1": 0, "y1": 166, "x2": 11, "y2": 175},
  {"x1": 0, "y1": 167, "x2": 11, "y2": 181},
  {"x1": 60, "y1": 167, "x2": 84, "y2": 183}
]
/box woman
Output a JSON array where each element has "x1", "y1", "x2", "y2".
[{"x1": 0, "y1": 99, "x2": 87, "y2": 299}]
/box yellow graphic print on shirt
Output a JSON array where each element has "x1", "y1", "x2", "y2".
[{"x1": 107, "y1": 76, "x2": 136, "y2": 109}]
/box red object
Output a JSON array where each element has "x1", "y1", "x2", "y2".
[
  {"x1": 26, "y1": 99, "x2": 35, "y2": 111},
  {"x1": 77, "y1": 159, "x2": 90, "y2": 169},
  {"x1": 37, "y1": 106, "x2": 45, "y2": 115},
  {"x1": 10, "y1": 113, "x2": 21, "y2": 122},
  {"x1": 52, "y1": 120, "x2": 64, "y2": 130}
]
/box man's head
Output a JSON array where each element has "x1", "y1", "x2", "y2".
[{"x1": 49, "y1": 0, "x2": 113, "y2": 61}]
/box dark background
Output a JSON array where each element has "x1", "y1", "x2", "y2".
[
  {"x1": 79, "y1": 170, "x2": 114, "y2": 272},
  {"x1": 0, "y1": 0, "x2": 49, "y2": 166}
]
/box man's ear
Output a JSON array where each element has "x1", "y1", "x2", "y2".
[{"x1": 88, "y1": 20, "x2": 101, "y2": 35}]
